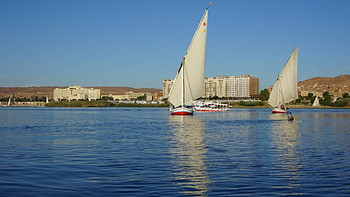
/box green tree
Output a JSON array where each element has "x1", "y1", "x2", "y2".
[
  {"x1": 239, "y1": 101, "x2": 264, "y2": 106},
  {"x1": 101, "y1": 96, "x2": 113, "y2": 101},
  {"x1": 331, "y1": 100, "x2": 348, "y2": 107},
  {"x1": 323, "y1": 91, "x2": 330, "y2": 97},
  {"x1": 343, "y1": 92, "x2": 349, "y2": 99},
  {"x1": 32, "y1": 96, "x2": 39, "y2": 102},
  {"x1": 307, "y1": 93, "x2": 313, "y2": 100},
  {"x1": 212, "y1": 95, "x2": 219, "y2": 100},
  {"x1": 136, "y1": 94, "x2": 146, "y2": 101},
  {"x1": 294, "y1": 98, "x2": 302, "y2": 104},
  {"x1": 310, "y1": 96, "x2": 316, "y2": 105},
  {"x1": 320, "y1": 91, "x2": 332, "y2": 106},
  {"x1": 260, "y1": 89, "x2": 269, "y2": 101}
]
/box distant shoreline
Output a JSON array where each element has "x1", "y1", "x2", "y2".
[
  {"x1": 44, "y1": 100, "x2": 169, "y2": 108},
  {"x1": 2, "y1": 104, "x2": 349, "y2": 109},
  {"x1": 230, "y1": 105, "x2": 350, "y2": 109},
  {"x1": 2, "y1": 100, "x2": 350, "y2": 109}
]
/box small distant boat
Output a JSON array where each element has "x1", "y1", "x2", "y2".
[
  {"x1": 268, "y1": 44, "x2": 299, "y2": 113},
  {"x1": 312, "y1": 96, "x2": 320, "y2": 106},
  {"x1": 288, "y1": 113, "x2": 295, "y2": 121},
  {"x1": 194, "y1": 100, "x2": 229, "y2": 112},
  {"x1": 4, "y1": 95, "x2": 13, "y2": 107},
  {"x1": 168, "y1": 7, "x2": 209, "y2": 115}
]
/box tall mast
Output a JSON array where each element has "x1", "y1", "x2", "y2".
[{"x1": 182, "y1": 58, "x2": 185, "y2": 107}]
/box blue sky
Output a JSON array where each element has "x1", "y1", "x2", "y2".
[{"x1": 1, "y1": 0, "x2": 349, "y2": 90}]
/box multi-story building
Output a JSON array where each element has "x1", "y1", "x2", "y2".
[
  {"x1": 53, "y1": 86, "x2": 100, "y2": 101},
  {"x1": 249, "y1": 76, "x2": 260, "y2": 99},
  {"x1": 153, "y1": 91, "x2": 162, "y2": 101},
  {"x1": 103, "y1": 91, "x2": 146, "y2": 101},
  {"x1": 162, "y1": 79, "x2": 174, "y2": 99},
  {"x1": 227, "y1": 75, "x2": 249, "y2": 98},
  {"x1": 102, "y1": 92, "x2": 157, "y2": 101},
  {"x1": 225, "y1": 75, "x2": 260, "y2": 99},
  {"x1": 215, "y1": 76, "x2": 227, "y2": 98},
  {"x1": 204, "y1": 76, "x2": 227, "y2": 98},
  {"x1": 163, "y1": 75, "x2": 259, "y2": 99},
  {"x1": 204, "y1": 77, "x2": 217, "y2": 98}
]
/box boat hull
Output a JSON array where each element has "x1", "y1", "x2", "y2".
[
  {"x1": 271, "y1": 107, "x2": 289, "y2": 113},
  {"x1": 170, "y1": 106, "x2": 194, "y2": 115}
]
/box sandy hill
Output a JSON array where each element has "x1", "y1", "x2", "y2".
[
  {"x1": 298, "y1": 75, "x2": 350, "y2": 97},
  {"x1": 0, "y1": 86, "x2": 161, "y2": 99}
]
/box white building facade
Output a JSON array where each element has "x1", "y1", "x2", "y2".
[
  {"x1": 53, "y1": 86, "x2": 100, "y2": 101},
  {"x1": 163, "y1": 75, "x2": 259, "y2": 99},
  {"x1": 227, "y1": 75, "x2": 251, "y2": 98},
  {"x1": 204, "y1": 76, "x2": 227, "y2": 98},
  {"x1": 102, "y1": 91, "x2": 154, "y2": 101}
]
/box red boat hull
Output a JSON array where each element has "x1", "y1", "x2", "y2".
[
  {"x1": 271, "y1": 107, "x2": 289, "y2": 113},
  {"x1": 170, "y1": 106, "x2": 194, "y2": 115},
  {"x1": 171, "y1": 111, "x2": 193, "y2": 115}
]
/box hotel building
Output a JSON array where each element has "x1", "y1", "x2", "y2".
[
  {"x1": 53, "y1": 86, "x2": 100, "y2": 101},
  {"x1": 163, "y1": 75, "x2": 259, "y2": 99},
  {"x1": 102, "y1": 91, "x2": 154, "y2": 101}
]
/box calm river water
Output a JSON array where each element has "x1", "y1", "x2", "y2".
[{"x1": 0, "y1": 107, "x2": 349, "y2": 196}]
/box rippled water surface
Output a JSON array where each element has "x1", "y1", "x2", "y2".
[{"x1": 0, "y1": 107, "x2": 349, "y2": 196}]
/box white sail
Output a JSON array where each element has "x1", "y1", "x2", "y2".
[
  {"x1": 268, "y1": 45, "x2": 299, "y2": 108},
  {"x1": 7, "y1": 95, "x2": 12, "y2": 107},
  {"x1": 312, "y1": 96, "x2": 320, "y2": 106},
  {"x1": 169, "y1": 63, "x2": 185, "y2": 107},
  {"x1": 168, "y1": 9, "x2": 208, "y2": 107}
]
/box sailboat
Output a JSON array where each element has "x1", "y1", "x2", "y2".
[
  {"x1": 168, "y1": 7, "x2": 209, "y2": 115},
  {"x1": 268, "y1": 45, "x2": 299, "y2": 113},
  {"x1": 312, "y1": 96, "x2": 320, "y2": 106},
  {"x1": 6, "y1": 95, "x2": 13, "y2": 107}
]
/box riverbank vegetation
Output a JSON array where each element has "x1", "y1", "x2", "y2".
[
  {"x1": 290, "y1": 92, "x2": 349, "y2": 107},
  {"x1": 258, "y1": 89, "x2": 350, "y2": 108},
  {"x1": 45, "y1": 100, "x2": 169, "y2": 107},
  {"x1": 8, "y1": 90, "x2": 349, "y2": 108},
  {"x1": 230, "y1": 101, "x2": 267, "y2": 107},
  {"x1": 0, "y1": 96, "x2": 50, "y2": 102}
]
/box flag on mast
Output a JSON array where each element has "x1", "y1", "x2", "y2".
[{"x1": 207, "y1": 1, "x2": 212, "y2": 9}]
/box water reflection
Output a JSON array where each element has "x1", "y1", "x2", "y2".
[
  {"x1": 269, "y1": 114, "x2": 303, "y2": 194},
  {"x1": 169, "y1": 116, "x2": 210, "y2": 196},
  {"x1": 299, "y1": 110, "x2": 350, "y2": 133}
]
